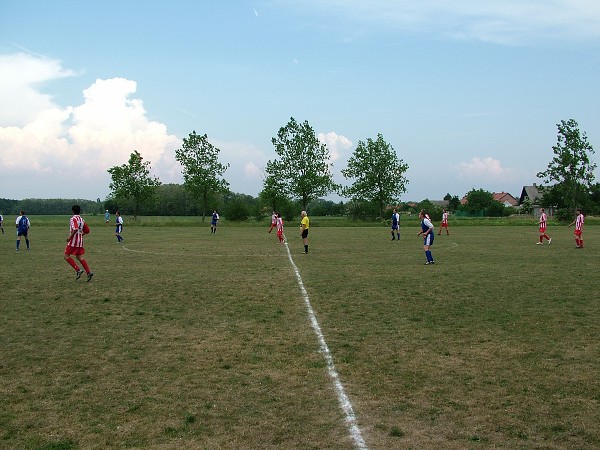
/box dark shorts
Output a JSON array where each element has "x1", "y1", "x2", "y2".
[
  {"x1": 17, "y1": 231, "x2": 28, "y2": 237},
  {"x1": 301, "y1": 229, "x2": 309, "y2": 239}
]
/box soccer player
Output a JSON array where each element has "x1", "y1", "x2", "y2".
[
  {"x1": 15, "y1": 210, "x2": 30, "y2": 251},
  {"x1": 417, "y1": 210, "x2": 435, "y2": 265},
  {"x1": 0, "y1": 212, "x2": 4, "y2": 234},
  {"x1": 438, "y1": 209, "x2": 449, "y2": 235},
  {"x1": 568, "y1": 209, "x2": 585, "y2": 248},
  {"x1": 268, "y1": 211, "x2": 277, "y2": 233},
  {"x1": 300, "y1": 210, "x2": 309, "y2": 253},
  {"x1": 276, "y1": 213, "x2": 285, "y2": 243},
  {"x1": 64, "y1": 205, "x2": 93, "y2": 281},
  {"x1": 104, "y1": 209, "x2": 110, "y2": 224},
  {"x1": 536, "y1": 208, "x2": 551, "y2": 245},
  {"x1": 115, "y1": 211, "x2": 124, "y2": 242},
  {"x1": 210, "y1": 210, "x2": 219, "y2": 233},
  {"x1": 390, "y1": 208, "x2": 400, "y2": 240}
]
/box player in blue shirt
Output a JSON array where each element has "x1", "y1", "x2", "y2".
[
  {"x1": 417, "y1": 210, "x2": 435, "y2": 265},
  {"x1": 210, "y1": 210, "x2": 219, "y2": 233},
  {"x1": 15, "y1": 210, "x2": 31, "y2": 251},
  {"x1": 115, "y1": 211, "x2": 124, "y2": 242},
  {"x1": 390, "y1": 208, "x2": 400, "y2": 240}
]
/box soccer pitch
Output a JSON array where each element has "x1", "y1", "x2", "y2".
[{"x1": 1, "y1": 223, "x2": 599, "y2": 448}]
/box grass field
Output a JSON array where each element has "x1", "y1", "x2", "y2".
[{"x1": 1, "y1": 219, "x2": 599, "y2": 449}]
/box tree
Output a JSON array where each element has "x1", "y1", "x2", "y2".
[
  {"x1": 266, "y1": 117, "x2": 338, "y2": 210},
  {"x1": 464, "y1": 188, "x2": 494, "y2": 213},
  {"x1": 175, "y1": 131, "x2": 230, "y2": 222},
  {"x1": 259, "y1": 172, "x2": 290, "y2": 213},
  {"x1": 537, "y1": 119, "x2": 596, "y2": 214},
  {"x1": 443, "y1": 193, "x2": 461, "y2": 212},
  {"x1": 341, "y1": 133, "x2": 409, "y2": 219},
  {"x1": 107, "y1": 150, "x2": 161, "y2": 218}
]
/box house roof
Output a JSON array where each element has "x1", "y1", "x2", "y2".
[
  {"x1": 493, "y1": 192, "x2": 518, "y2": 206},
  {"x1": 519, "y1": 185, "x2": 542, "y2": 205}
]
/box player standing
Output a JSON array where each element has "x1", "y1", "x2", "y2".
[
  {"x1": 438, "y1": 209, "x2": 449, "y2": 235},
  {"x1": 0, "y1": 212, "x2": 4, "y2": 234},
  {"x1": 417, "y1": 210, "x2": 435, "y2": 265},
  {"x1": 536, "y1": 208, "x2": 551, "y2": 245},
  {"x1": 300, "y1": 210, "x2": 309, "y2": 254},
  {"x1": 64, "y1": 205, "x2": 93, "y2": 281},
  {"x1": 568, "y1": 209, "x2": 585, "y2": 248},
  {"x1": 276, "y1": 213, "x2": 285, "y2": 243},
  {"x1": 115, "y1": 211, "x2": 124, "y2": 242},
  {"x1": 210, "y1": 210, "x2": 219, "y2": 233},
  {"x1": 268, "y1": 211, "x2": 277, "y2": 233},
  {"x1": 390, "y1": 208, "x2": 400, "y2": 241},
  {"x1": 15, "y1": 210, "x2": 30, "y2": 251}
]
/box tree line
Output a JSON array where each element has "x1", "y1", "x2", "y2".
[{"x1": 1, "y1": 118, "x2": 597, "y2": 221}]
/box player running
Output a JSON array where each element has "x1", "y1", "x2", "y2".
[{"x1": 64, "y1": 205, "x2": 94, "y2": 281}]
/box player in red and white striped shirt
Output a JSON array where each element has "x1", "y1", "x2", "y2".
[
  {"x1": 64, "y1": 205, "x2": 94, "y2": 281},
  {"x1": 536, "y1": 208, "x2": 551, "y2": 245},
  {"x1": 438, "y1": 209, "x2": 449, "y2": 236},
  {"x1": 276, "y1": 213, "x2": 285, "y2": 243},
  {"x1": 568, "y1": 209, "x2": 585, "y2": 248}
]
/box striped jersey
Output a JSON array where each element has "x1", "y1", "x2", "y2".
[
  {"x1": 575, "y1": 213, "x2": 584, "y2": 231},
  {"x1": 68, "y1": 215, "x2": 85, "y2": 248}
]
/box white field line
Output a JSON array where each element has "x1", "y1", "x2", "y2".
[{"x1": 284, "y1": 242, "x2": 368, "y2": 450}]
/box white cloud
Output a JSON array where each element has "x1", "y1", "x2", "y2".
[
  {"x1": 0, "y1": 54, "x2": 180, "y2": 199},
  {"x1": 318, "y1": 131, "x2": 353, "y2": 164},
  {"x1": 213, "y1": 139, "x2": 270, "y2": 195},
  {"x1": 455, "y1": 156, "x2": 525, "y2": 181},
  {"x1": 283, "y1": 0, "x2": 600, "y2": 44},
  {"x1": 0, "y1": 53, "x2": 76, "y2": 126}
]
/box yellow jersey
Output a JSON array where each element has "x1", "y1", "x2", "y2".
[{"x1": 301, "y1": 216, "x2": 309, "y2": 229}]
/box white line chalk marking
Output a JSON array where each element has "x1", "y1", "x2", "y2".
[{"x1": 284, "y1": 242, "x2": 368, "y2": 450}]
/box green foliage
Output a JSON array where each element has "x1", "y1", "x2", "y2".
[
  {"x1": 1, "y1": 198, "x2": 101, "y2": 215},
  {"x1": 151, "y1": 183, "x2": 201, "y2": 216},
  {"x1": 447, "y1": 195, "x2": 461, "y2": 212},
  {"x1": 342, "y1": 133, "x2": 409, "y2": 218},
  {"x1": 464, "y1": 188, "x2": 494, "y2": 212},
  {"x1": 346, "y1": 199, "x2": 380, "y2": 220},
  {"x1": 520, "y1": 198, "x2": 533, "y2": 215},
  {"x1": 267, "y1": 117, "x2": 338, "y2": 210},
  {"x1": 222, "y1": 193, "x2": 255, "y2": 221},
  {"x1": 0, "y1": 198, "x2": 19, "y2": 215},
  {"x1": 486, "y1": 200, "x2": 507, "y2": 217},
  {"x1": 537, "y1": 119, "x2": 596, "y2": 210},
  {"x1": 307, "y1": 199, "x2": 345, "y2": 216},
  {"x1": 259, "y1": 173, "x2": 290, "y2": 213},
  {"x1": 417, "y1": 199, "x2": 442, "y2": 221},
  {"x1": 175, "y1": 131, "x2": 230, "y2": 221},
  {"x1": 107, "y1": 150, "x2": 161, "y2": 217}
]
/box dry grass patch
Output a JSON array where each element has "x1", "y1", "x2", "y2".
[{"x1": 1, "y1": 223, "x2": 599, "y2": 448}]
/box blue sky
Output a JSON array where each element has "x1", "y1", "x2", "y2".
[{"x1": 1, "y1": 0, "x2": 599, "y2": 203}]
